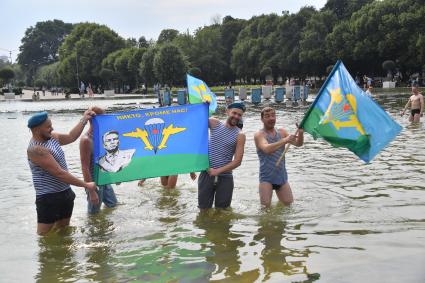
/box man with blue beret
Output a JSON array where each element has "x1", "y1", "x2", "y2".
[
  {"x1": 197, "y1": 102, "x2": 246, "y2": 209},
  {"x1": 27, "y1": 108, "x2": 99, "y2": 235}
]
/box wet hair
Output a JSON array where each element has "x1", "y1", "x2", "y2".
[{"x1": 261, "y1": 107, "x2": 275, "y2": 118}]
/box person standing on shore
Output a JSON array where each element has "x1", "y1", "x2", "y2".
[
  {"x1": 401, "y1": 86, "x2": 424, "y2": 122},
  {"x1": 27, "y1": 110, "x2": 98, "y2": 235},
  {"x1": 254, "y1": 107, "x2": 304, "y2": 207},
  {"x1": 80, "y1": 106, "x2": 118, "y2": 214},
  {"x1": 87, "y1": 83, "x2": 94, "y2": 98}
]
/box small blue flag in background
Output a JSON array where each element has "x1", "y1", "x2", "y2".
[{"x1": 186, "y1": 74, "x2": 217, "y2": 115}]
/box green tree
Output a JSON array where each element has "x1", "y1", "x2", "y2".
[
  {"x1": 153, "y1": 43, "x2": 187, "y2": 86},
  {"x1": 172, "y1": 31, "x2": 195, "y2": 63},
  {"x1": 35, "y1": 62, "x2": 60, "y2": 88},
  {"x1": 274, "y1": 7, "x2": 316, "y2": 79},
  {"x1": 139, "y1": 47, "x2": 158, "y2": 87},
  {"x1": 138, "y1": 36, "x2": 149, "y2": 48},
  {"x1": 300, "y1": 10, "x2": 337, "y2": 77},
  {"x1": 128, "y1": 47, "x2": 147, "y2": 87},
  {"x1": 157, "y1": 29, "x2": 179, "y2": 44},
  {"x1": 17, "y1": 19, "x2": 73, "y2": 80},
  {"x1": 220, "y1": 16, "x2": 246, "y2": 82},
  {"x1": 0, "y1": 67, "x2": 15, "y2": 87},
  {"x1": 232, "y1": 14, "x2": 279, "y2": 82},
  {"x1": 58, "y1": 23, "x2": 125, "y2": 87},
  {"x1": 323, "y1": 0, "x2": 373, "y2": 20},
  {"x1": 125, "y1": 37, "x2": 138, "y2": 48},
  {"x1": 191, "y1": 25, "x2": 227, "y2": 84},
  {"x1": 260, "y1": 66, "x2": 272, "y2": 82},
  {"x1": 99, "y1": 68, "x2": 114, "y2": 89}
]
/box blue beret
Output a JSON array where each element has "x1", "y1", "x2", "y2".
[
  {"x1": 28, "y1": 111, "x2": 48, "y2": 128},
  {"x1": 227, "y1": 102, "x2": 246, "y2": 112}
]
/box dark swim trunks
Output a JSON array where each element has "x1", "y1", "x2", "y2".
[
  {"x1": 272, "y1": 184, "x2": 283, "y2": 191},
  {"x1": 36, "y1": 189, "x2": 76, "y2": 224},
  {"x1": 198, "y1": 171, "x2": 234, "y2": 209},
  {"x1": 411, "y1": 109, "x2": 420, "y2": 116}
]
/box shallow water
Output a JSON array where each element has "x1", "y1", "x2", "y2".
[{"x1": 0, "y1": 94, "x2": 424, "y2": 282}]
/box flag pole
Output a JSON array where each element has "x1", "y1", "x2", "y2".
[
  {"x1": 276, "y1": 60, "x2": 342, "y2": 166},
  {"x1": 298, "y1": 60, "x2": 342, "y2": 129},
  {"x1": 275, "y1": 128, "x2": 299, "y2": 166}
]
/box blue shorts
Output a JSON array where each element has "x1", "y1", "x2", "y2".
[{"x1": 86, "y1": 184, "x2": 117, "y2": 214}]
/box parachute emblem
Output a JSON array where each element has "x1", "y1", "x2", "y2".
[{"x1": 123, "y1": 118, "x2": 186, "y2": 154}]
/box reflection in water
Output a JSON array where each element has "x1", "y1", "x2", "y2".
[
  {"x1": 194, "y1": 209, "x2": 259, "y2": 282},
  {"x1": 84, "y1": 211, "x2": 117, "y2": 282},
  {"x1": 35, "y1": 229, "x2": 78, "y2": 282},
  {"x1": 155, "y1": 187, "x2": 183, "y2": 224},
  {"x1": 254, "y1": 207, "x2": 319, "y2": 282}
]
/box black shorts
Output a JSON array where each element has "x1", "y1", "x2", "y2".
[
  {"x1": 272, "y1": 184, "x2": 283, "y2": 191},
  {"x1": 198, "y1": 171, "x2": 234, "y2": 209},
  {"x1": 35, "y1": 189, "x2": 76, "y2": 224},
  {"x1": 411, "y1": 109, "x2": 420, "y2": 116}
]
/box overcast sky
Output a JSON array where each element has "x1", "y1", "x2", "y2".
[{"x1": 0, "y1": 0, "x2": 326, "y2": 62}]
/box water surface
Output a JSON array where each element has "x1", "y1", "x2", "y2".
[{"x1": 0, "y1": 93, "x2": 424, "y2": 282}]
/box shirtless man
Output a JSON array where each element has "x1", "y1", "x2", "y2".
[{"x1": 401, "y1": 86, "x2": 424, "y2": 122}]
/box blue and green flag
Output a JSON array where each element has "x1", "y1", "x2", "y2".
[
  {"x1": 187, "y1": 74, "x2": 217, "y2": 115},
  {"x1": 300, "y1": 60, "x2": 402, "y2": 162},
  {"x1": 92, "y1": 104, "x2": 209, "y2": 185}
]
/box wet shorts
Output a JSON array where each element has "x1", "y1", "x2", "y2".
[
  {"x1": 35, "y1": 189, "x2": 76, "y2": 224},
  {"x1": 198, "y1": 171, "x2": 234, "y2": 209},
  {"x1": 411, "y1": 109, "x2": 420, "y2": 116}
]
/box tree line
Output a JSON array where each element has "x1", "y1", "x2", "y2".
[{"x1": 3, "y1": 0, "x2": 424, "y2": 91}]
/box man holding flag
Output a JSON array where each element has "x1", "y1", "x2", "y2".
[{"x1": 254, "y1": 107, "x2": 304, "y2": 207}]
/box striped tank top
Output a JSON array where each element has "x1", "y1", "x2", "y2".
[
  {"x1": 28, "y1": 138, "x2": 71, "y2": 196},
  {"x1": 209, "y1": 121, "x2": 240, "y2": 176},
  {"x1": 257, "y1": 129, "x2": 288, "y2": 185}
]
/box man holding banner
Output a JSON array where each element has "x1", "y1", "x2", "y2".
[
  {"x1": 80, "y1": 107, "x2": 118, "y2": 214},
  {"x1": 27, "y1": 109, "x2": 98, "y2": 235},
  {"x1": 197, "y1": 102, "x2": 246, "y2": 209}
]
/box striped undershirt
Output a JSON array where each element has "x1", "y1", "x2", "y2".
[
  {"x1": 209, "y1": 121, "x2": 240, "y2": 176},
  {"x1": 28, "y1": 138, "x2": 70, "y2": 196},
  {"x1": 257, "y1": 129, "x2": 287, "y2": 184}
]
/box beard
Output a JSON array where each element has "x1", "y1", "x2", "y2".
[
  {"x1": 41, "y1": 131, "x2": 52, "y2": 141},
  {"x1": 227, "y1": 117, "x2": 240, "y2": 126}
]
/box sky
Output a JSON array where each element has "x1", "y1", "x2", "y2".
[{"x1": 0, "y1": 0, "x2": 326, "y2": 62}]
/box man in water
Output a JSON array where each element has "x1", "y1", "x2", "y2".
[
  {"x1": 254, "y1": 107, "x2": 304, "y2": 207},
  {"x1": 401, "y1": 86, "x2": 424, "y2": 122},
  {"x1": 198, "y1": 102, "x2": 246, "y2": 209},
  {"x1": 80, "y1": 107, "x2": 118, "y2": 214},
  {"x1": 27, "y1": 110, "x2": 98, "y2": 235},
  {"x1": 98, "y1": 131, "x2": 135, "y2": 173}
]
